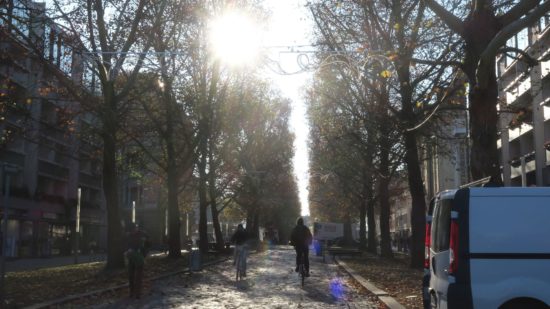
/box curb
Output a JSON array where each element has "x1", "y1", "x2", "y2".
[
  {"x1": 24, "y1": 257, "x2": 231, "y2": 309},
  {"x1": 335, "y1": 256, "x2": 406, "y2": 309}
]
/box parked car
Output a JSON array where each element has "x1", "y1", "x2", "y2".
[{"x1": 428, "y1": 187, "x2": 550, "y2": 309}]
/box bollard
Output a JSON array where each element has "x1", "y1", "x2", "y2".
[{"x1": 189, "y1": 249, "x2": 201, "y2": 271}]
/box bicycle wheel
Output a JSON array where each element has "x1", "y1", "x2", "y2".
[
  {"x1": 301, "y1": 265, "x2": 305, "y2": 287},
  {"x1": 300, "y1": 263, "x2": 306, "y2": 287},
  {"x1": 235, "y1": 250, "x2": 241, "y2": 281}
]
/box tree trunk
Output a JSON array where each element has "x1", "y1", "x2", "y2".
[
  {"x1": 367, "y1": 198, "x2": 377, "y2": 253},
  {"x1": 463, "y1": 10, "x2": 502, "y2": 184},
  {"x1": 252, "y1": 211, "x2": 260, "y2": 240},
  {"x1": 102, "y1": 82, "x2": 124, "y2": 270},
  {"x1": 207, "y1": 150, "x2": 225, "y2": 251},
  {"x1": 166, "y1": 160, "x2": 181, "y2": 257},
  {"x1": 469, "y1": 81, "x2": 500, "y2": 182},
  {"x1": 343, "y1": 214, "x2": 354, "y2": 247},
  {"x1": 404, "y1": 131, "x2": 427, "y2": 268},
  {"x1": 162, "y1": 79, "x2": 182, "y2": 258},
  {"x1": 246, "y1": 209, "x2": 253, "y2": 232},
  {"x1": 197, "y1": 141, "x2": 209, "y2": 254},
  {"x1": 378, "y1": 129, "x2": 393, "y2": 258},
  {"x1": 209, "y1": 201, "x2": 224, "y2": 250},
  {"x1": 396, "y1": 59, "x2": 426, "y2": 268},
  {"x1": 364, "y1": 132, "x2": 376, "y2": 253},
  {"x1": 359, "y1": 198, "x2": 367, "y2": 249}
]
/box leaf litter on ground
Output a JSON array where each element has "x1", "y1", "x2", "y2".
[
  {"x1": 342, "y1": 252, "x2": 423, "y2": 309},
  {"x1": 5, "y1": 252, "x2": 225, "y2": 308}
]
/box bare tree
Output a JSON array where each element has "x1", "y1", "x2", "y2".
[{"x1": 49, "y1": 0, "x2": 166, "y2": 269}]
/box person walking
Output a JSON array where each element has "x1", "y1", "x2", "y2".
[
  {"x1": 126, "y1": 223, "x2": 148, "y2": 299},
  {"x1": 231, "y1": 224, "x2": 248, "y2": 276},
  {"x1": 290, "y1": 217, "x2": 312, "y2": 276}
]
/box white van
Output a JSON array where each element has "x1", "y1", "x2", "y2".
[{"x1": 428, "y1": 187, "x2": 550, "y2": 309}]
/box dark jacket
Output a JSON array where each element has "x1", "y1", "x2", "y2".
[
  {"x1": 127, "y1": 229, "x2": 149, "y2": 256},
  {"x1": 126, "y1": 229, "x2": 149, "y2": 266},
  {"x1": 231, "y1": 229, "x2": 248, "y2": 245},
  {"x1": 290, "y1": 224, "x2": 312, "y2": 248}
]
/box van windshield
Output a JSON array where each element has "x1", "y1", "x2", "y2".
[{"x1": 431, "y1": 198, "x2": 452, "y2": 252}]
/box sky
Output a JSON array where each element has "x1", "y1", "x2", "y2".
[{"x1": 263, "y1": 0, "x2": 313, "y2": 216}]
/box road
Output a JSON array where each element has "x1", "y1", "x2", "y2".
[{"x1": 93, "y1": 246, "x2": 380, "y2": 308}]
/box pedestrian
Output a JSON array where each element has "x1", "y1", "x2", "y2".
[
  {"x1": 126, "y1": 222, "x2": 148, "y2": 299},
  {"x1": 231, "y1": 224, "x2": 248, "y2": 276},
  {"x1": 290, "y1": 217, "x2": 312, "y2": 276}
]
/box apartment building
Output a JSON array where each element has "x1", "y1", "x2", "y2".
[
  {"x1": 497, "y1": 14, "x2": 550, "y2": 186},
  {"x1": 0, "y1": 0, "x2": 104, "y2": 257}
]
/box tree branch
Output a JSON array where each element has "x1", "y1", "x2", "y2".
[
  {"x1": 422, "y1": 0, "x2": 465, "y2": 36},
  {"x1": 498, "y1": 46, "x2": 538, "y2": 66},
  {"x1": 499, "y1": 0, "x2": 541, "y2": 28},
  {"x1": 411, "y1": 57, "x2": 464, "y2": 69}
]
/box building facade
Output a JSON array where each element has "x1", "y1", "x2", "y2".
[
  {"x1": 497, "y1": 14, "x2": 550, "y2": 187},
  {"x1": 1, "y1": 0, "x2": 104, "y2": 257}
]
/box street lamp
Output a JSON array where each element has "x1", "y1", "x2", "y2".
[
  {"x1": 0, "y1": 163, "x2": 20, "y2": 305},
  {"x1": 74, "y1": 188, "x2": 81, "y2": 264}
]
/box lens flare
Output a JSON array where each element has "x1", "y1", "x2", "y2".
[
  {"x1": 209, "y1": 11, "x2": 262, "y2": 67},
  {"x1": 329, "y1": 277, "x2": 345, "y2": 300}
]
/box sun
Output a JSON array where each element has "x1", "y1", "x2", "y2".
[{"x1": 209, "y1": 11, "x2": 262, "y2": 67}]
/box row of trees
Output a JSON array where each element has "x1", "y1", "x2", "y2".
[
  {"x1": 2, "y1": 0, "x2": 300, "y2": 270},
  {"x1": 306, "y1": 0, "x2": 549, "y2": 268}
]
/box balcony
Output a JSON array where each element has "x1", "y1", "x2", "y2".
[
  {"x1": 35, "y1": 193, "x2": 66, "y2": 205},
  {"x1": 38, "y1": 160, "x2": 69, "y2": 180},
  {"x1": 504, "y1": 76, "x2": 532, "y2": 107},
  {"x1": 0, "y1": 149, "x2": 25, "y2": 166},
  {"x1": 79, "y1": 172, "x2": 101, "y2": 189}
]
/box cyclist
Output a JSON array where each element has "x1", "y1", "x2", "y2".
[
  {"x1": 231, "y1": 224, "x2": 248, "y2": 277},
  {"x1": 290, "y1": 217, "x2": 312, "y2": 277}
]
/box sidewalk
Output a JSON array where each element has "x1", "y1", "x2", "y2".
[
  {"x1": 6, "y1": 254, "x2": 106, "y2": 272},
  {"x1": 6, "y1": 250, "x2": 172, "y2": 272},
  {"x1": 4, "y1": 250, "x2": 200, "y2": 307}
]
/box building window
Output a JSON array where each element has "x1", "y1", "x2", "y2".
[
  {"x1": 43, "y1": 25, "x2": 52, "y2": 59},
  {"x1": 59, "y1": 44, "x2": 73, "y2": 76},
  {"x1": 505, "y1": 27, "x2": 529, "y2": 67},
  {"x1": 11, "y1": 1, "x2": 30, "y2": 38},
  {"x1": 539, "y1": 13, "x2": 550, "y2": 33}
]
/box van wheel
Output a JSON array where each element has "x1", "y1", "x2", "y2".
[
  {"x1": 500, "y1": 298, "x2": 548, "y2": 309},
  {"x1": 430, "y1": 293, "x2": 438, "y2": 309}
]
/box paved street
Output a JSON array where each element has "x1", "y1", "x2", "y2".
[{"x1": 93, "y1": 247, "x2": 380, "y2": 308}]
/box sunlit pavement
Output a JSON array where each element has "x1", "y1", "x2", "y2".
[{"x1": 94, "y1": 246, "x2": 378, "y2": 308}]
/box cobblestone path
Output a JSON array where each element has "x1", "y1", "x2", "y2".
[{"x1": 94, "y1": 247, "x2": 380, "y2": 308}]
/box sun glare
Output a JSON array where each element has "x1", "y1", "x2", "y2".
[{"x1": 209, "y1": 11, "x2": 262, "y2": 67}]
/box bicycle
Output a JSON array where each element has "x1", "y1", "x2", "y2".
[
  {"x1": 298, "y1": 254, "x2": 306, "y2": 287},
  {"x1": 235, "y1": 245, "x2": 247, "y2": 282}
]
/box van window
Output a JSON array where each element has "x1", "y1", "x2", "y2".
[{"x1": 431, "y1": 198, "x2": 452, "y2": 252}]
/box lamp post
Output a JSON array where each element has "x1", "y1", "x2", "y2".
[
  {"x1": 0, "y1": 163, "x2": 19, "y2": 305},
  {"x1": 74, "y1": 188, "x2": 81, "y2": 264},
  {"x1": 132, "y1": 201, "x2": 136, "y2": 224}
]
